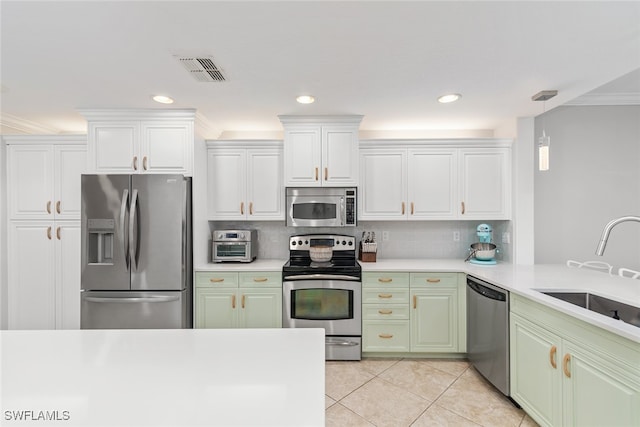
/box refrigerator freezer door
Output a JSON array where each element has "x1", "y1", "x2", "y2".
[
  {"x1": 130, "y1": 175, "x2": 189, "y2": 291},
  {"x1": 81, "y1": 290, "x2": 190, "y2": 329},
  {"x1": 81, "y1": 175, "x2": 131, "y2": 291}
]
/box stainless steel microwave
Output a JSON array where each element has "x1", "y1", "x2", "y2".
[{"x1": 286, "y1": 187, "x2": 357, "y2": 227}]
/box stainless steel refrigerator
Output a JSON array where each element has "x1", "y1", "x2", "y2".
[{"x1": 80, "y1": 174, "x2": 192, "y2": 329}]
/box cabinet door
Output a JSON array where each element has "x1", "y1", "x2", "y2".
[
  {"x1": 459, "y1": 149, "x2": 511, "y2": 219},
  {"x1": 408, "y1": 149, "x2": 457, "y2": 219},
  {"x1": 322, "y1": 125, "x2": 358, "y2": 186},
  {"x1": 359, "y1": 149, "x2": 407, "y2": 220},
  {"x1": 7, "y1": 145, "x2": 54, "y2": 220},
  {"x1": 239, "y1": 289, "x2": 282, "y2": 328},
  {"x1": 89, "y1": 121, "x2": 139, "y2": 173},
  {"x1": 510, "y1": 314, "x2": 562, "y2": 427},
  {"x1": 563, "y1": 341, "x2": 640, "y2": 427},
  {"x1": 141, "y1": 121, "x2": 193, "y2": 175},
  {"x1": 8, "y1": 222, "x2": 56, "y2": 329},
  {"x1": 195, "y1": 288, "x2": 238, "y2": 328},
  {"x1": 207, "y1": 149, "x2": 246, "y2": 220},
  {"x1": 54, "y1": 145, "x2": 86, "y2": 220},
  {"x1": 246, "y1": 149, "x2": 283, "y2": 220},
  {"x1": 283, "y1": 127, "x2": 322, "y2": 186},
  {"x1": 55, "y1": 222, "x2": 81, "y2": 329},
  {"x1": 410, "y1": 288, "x2": 458, "y2": 352}
]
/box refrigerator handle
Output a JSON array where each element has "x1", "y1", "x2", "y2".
[
  {"x1": 120, "y1": 189, "x2": 130, "y2": 270},
  {"x1": 129, "y1": 189, "x2": 139, "y2": 271}
]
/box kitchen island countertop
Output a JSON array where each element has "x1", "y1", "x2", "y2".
[
  {"x1": 0, "y1": 328, "x2": 325, "y2": 427},
  {"x1": 195, "y1": 259, "x2": 286, "y2": 271}
]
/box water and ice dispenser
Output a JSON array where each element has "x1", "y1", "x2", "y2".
[{"x1": 87, "y1": 219, "x2": 115, "y2": 264}]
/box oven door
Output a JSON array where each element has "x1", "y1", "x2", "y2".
[
  {"x1": 212, "y1": 241, "x2": 250, "y2": 262},
  {"x1": 286, "y1": 196, "x2": 344, "y2": 227},
  {"x1": 282, "y1": 280, "x2": 361, "y2": 336}
]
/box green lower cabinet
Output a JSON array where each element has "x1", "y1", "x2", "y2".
[
  {"x1": 410, "y1": 289, "x2": 458, "y2": 352},
  {"x1": 363, "y1": 320, "x2": 410, "y2": 352},
  {"x1": 194, "y1": 271, "x2": 281, "y2": 329},
  {"x1": 510, "y1": 313, "x2": 562, "y2": 426},
  {"x1": 510, "y1": 294, "x2": 640, "y2": 427}
]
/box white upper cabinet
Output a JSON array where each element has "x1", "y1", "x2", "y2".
[
  {"x1": 359, "y1": 140, "x2": 512, "y2": 221},
  {"x1": 280, "y1": 116, "x2": 362, "y2": 187},
  {"x1": 80, "y1": 109, "x2": 195, "y2": 175},
  {"x1": 6, "y1": 136, "x2": 87, "y2": 221},
  {"x1": 206, "y1": 141, "x2": 283, "y2": 221},
  {"x1": 459, "y1": 148, "x2": 511, "y2": 219}
]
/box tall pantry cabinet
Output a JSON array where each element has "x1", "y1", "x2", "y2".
[{"x1": 5, "y1": 135, "x2": 87, "y2": 329}]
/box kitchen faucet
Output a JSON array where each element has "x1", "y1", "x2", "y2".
[{"x1": 595, "y1": 216, "x2": 640, "y2": 256}]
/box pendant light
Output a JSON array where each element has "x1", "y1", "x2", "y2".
[{"x1": 532, "y1": 90, "x2": 557, "y2": 171}]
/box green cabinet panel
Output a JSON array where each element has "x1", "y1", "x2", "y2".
[
  {"x1": 195, "y1": 271, "x2": 281, "y2": 329},
  {"x1": 363, "y1": 304, "x2": 410, "y2": 321},
  {"x1": 410, "y1": 272, "x2": 459, "y2": 287},
  {"x1": 363, "y1": 320, "x2": 410, "y2": 352},
  {"x1": 510, "y1": 294, "x2": 640, "y2": 427},
  {"x1": 362, "y1": 272, "x2": 410, "y2": 288},
  {"x1": 362, "y1": 288, "x2": 410, "y2": 304},
  {"x1": 410, "y1": 288, "x2": 458, "y2": 352}
]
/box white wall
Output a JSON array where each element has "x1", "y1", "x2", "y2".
[
  {"x1": 0, "y1": 138, "x2": 6, "y2": 329},
  {"x1": 534, "y1": 105, "x2": 640, "y2": 271}
]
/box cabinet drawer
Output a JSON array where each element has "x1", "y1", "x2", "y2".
[
  {"x1": 363, "y1": 320, "x2": 410, "y2": 352},
  {"x1": 195, "y1": 272, "x2": 239, "y2": 288},
  {"x1": 363, "y1": 304, "x2": 409, "y2": 320},
  {"x1": 362, "y1": 289, "x2": 410, "y2": 304},
  {"x1": 410, "y1": 272, "x2": 459, "y2": 287},
  {"x1": 362, "y1": 272, "x2": 410, "y2": 288},
  {"x1": 239, "y1": 271, "x2": 281, "y2": 288}
]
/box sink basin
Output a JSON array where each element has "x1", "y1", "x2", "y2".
[{"x1": 537, "y1": 291, "x2": 640, "y2": 328}]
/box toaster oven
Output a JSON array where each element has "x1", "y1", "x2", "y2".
[{"x1": 212, "y1": 230, "x2": 257, "y2": 263}]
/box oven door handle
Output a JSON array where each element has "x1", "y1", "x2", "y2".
[
  {"x1": 326, "y1": 339, "x2": 360, "y2": 347},
  {"x1": 284, "y1": 274, "x2": 361, "y2": 281}
]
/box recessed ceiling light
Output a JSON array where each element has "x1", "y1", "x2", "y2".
[
  {"x1": 152, "y1": 95, "x2": 174, "y2": 104},
  {"x1": 437, "y1": 93, "x2": 462, "y2": 104},
  {"x1": 296, "y1": 95, "x2": 315, "y2": 104}
]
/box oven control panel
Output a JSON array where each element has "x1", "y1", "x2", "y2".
[{"x1": 289, "y1": 234, "x2": 355, "y2": 251}]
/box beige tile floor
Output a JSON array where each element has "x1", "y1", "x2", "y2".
[{"x1": 325, "y1": 358, "x2": 539, "y2": 427}]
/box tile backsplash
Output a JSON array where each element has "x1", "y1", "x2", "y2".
[{"x1": 208, "y1": 220, "x2": 512, "y2": 263}]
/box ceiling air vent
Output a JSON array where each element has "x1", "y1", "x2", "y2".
[{"x1": 175, "y1": 55, "x2": 226, "y2": 82}]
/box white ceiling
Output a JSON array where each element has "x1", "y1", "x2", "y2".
[{"x1": 1, "y1": 1, "x2": 639, "y2": 138}]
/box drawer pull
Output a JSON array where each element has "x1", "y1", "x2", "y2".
[
  {"x1": 549, "y1": 345, "x2": 557, "y2": 369},
  {"x1": 563, "y1": 353, "x2": 571, "y2": 378},
  {"x1": 378, "y1": 278, "x2": 393, "y2": 283},
  {"x1": 402, "y1": 202, "x2": 405, "y2": 215},
  {"x1": 249, "y1": 202, "x2": 253, "y2": 215},
  {"x1": 411, "y1": 202, "x2": 414, "y2": 215},
  {"x1": 133, "y1": 156, "x2": 138, "y2": 171},
  {"x1": 324, "y1": 167, "x2": 328, "y2": 181},
  {"x1": 240, "y1": 202, "x2": 244, "y2": 215},
  {"x1": 461, "y1": 201, "x2": 466, "y2": 215},
  {"x1": 46, "y1": 201, "x2": 52, "y2": 214},
  {"x1": 378, "y1": 293, "x2": 393, "y2": 299},
  {"x1": 378, "y1": 309, "x2": 393, "y2": 315},
  {"x1": 232, "y1": 294, "x2": 236, "y2": 309},
  {"x1": 143, "y1": 156, "x2": 148, "y2": 171},
  {"x1": 315, "y1": 167, "x2": 319, "y2": 181},
  {"x1": 46, "y1": 226, "x2": 52, "y2": 240},
  {"x1": 56, "y1": 226, "x2": 61, "y2": 240},
  {"x1": 379, "y1": 334, "x2": 393, "y2": 339},
  {"x1": 253, "y1": 277, "x2": 268, "y2": 282},
  {"x1": 413, "y1": 295, "x2": 417, "y2": 309},
  {"x1": 241, "y1": 294, "x2": 246, "y2": 309},
  {"x1": 56, "y1": 201, "x2": 61, "y2": 214},
  {"x1": 209, "y1": 278, "x2": 225, "y2": 283},
  {"x1": 426, "y1": 278, "x2": 441, "y2": 283}
]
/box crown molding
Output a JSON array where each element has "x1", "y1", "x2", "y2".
[
  {"x1": 564, "y1": 93, "x2": 640, "y2": 106},
  {"x1": 195, "y1": 111, "x2": 223, "y2": 139},
  {"x1": 0, "y1": 113, "x2": 61, "y2": 135}
]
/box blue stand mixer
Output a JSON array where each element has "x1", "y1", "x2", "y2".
[{"x1": 468, "y1": 224, "x2": 497, "y2": 265}]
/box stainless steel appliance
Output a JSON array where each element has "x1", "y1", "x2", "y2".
[
  {"x1": 282, "y1": 234, "x2": 362, "y2": 360},
  {"x1": 467, "y1": 275, "x2": 510, "y2": 395},
  {"x1": 81, "y1": 174, "x2": 192, "y2": 329},
  {"x1": 212, "y1": 229, "x2": 257, "y2": 263},
  {"x1": 286, "y1": 187, "x2": 356, "y2": 227}
]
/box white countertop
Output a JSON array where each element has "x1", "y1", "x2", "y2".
[
  {"x1": 195, "y1": 259, "x2": 286, "y2": 271},
  {"x1": 0, "y1": 328, "x2": 325, "y2": 426},
  {"x1": 361, "y1": 259, "x2": 640, "y2": 343}
]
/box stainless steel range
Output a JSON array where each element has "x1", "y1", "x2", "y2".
[{"x1": 282, "y1": 234, "x2": 362, "y2": 361}]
